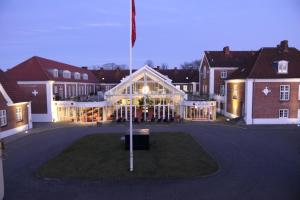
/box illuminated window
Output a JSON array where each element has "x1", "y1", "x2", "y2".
[
  {"x1": 16, "y1": 107, "x2": 23, "y2": 122},
  {"x1": 221, "y1": 71, "x2": 227, "y2": 79},
  {"x1": 0, "y1": 110, "x2": 7, "y2": 127},
  {"x1": 279, "y1": 109, "x2": 288, "y2": 118},
  {"x1": 175, "y1": 85, "x2": 180, "y2": 90},
  {"x1": 183, "y1": 85, "x2": 188, "y2": 92},
  {"x1": 232, "y1": 84, "x2": 238, "y2": 99},
  {"x1": 280, "y1": 85, "x2": 290, "y2": 101}
]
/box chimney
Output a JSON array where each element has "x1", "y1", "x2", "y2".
[
  {"x1": 156, "y1": 66, "x2": 160, "y2": 70},
  {"x1": 279, "y1": 40, "x2": 289, "y2": 53},
  {"x1": 223, "y1": 46, "x2": 230, "y2": 55},
  {"x1": 81, "y1": 66, "x2": 88, "y2": 70}
]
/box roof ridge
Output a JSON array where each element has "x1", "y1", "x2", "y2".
[
  {"x1": 33, "y1": 56, "x2": 52, "y2": 80},
  {"x1": 247, "y1": 48, "x2": 264, "y2": 78}
]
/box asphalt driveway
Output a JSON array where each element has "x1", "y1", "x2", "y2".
[{"x1": 3, "y1": 122, "x2": 300, "y2": 200}]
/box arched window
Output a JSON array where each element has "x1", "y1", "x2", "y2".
[
  {"x1": 53, "y1": 69, "x2": 59, "y2": 78},
  {"x1": 63, "y1": 70, "x2": 71, "y2": 79},
  {"x1": 82, "y1": 73, "x2": 88, "y2": 80},
  {"x1": 74, "y1": 72, "x2": 81, "y2": 80}
]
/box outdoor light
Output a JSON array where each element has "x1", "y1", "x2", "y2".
[{"x1": 142, "y1": 86, "x2": 149, "y2": 95}]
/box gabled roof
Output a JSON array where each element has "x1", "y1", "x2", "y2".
[
  {"x1": 228, "y1": 42, "x2": 300, "y2": 79},
  {"x1": 204, "y1": 47, "x2": 256, "y2": 68},
  {"x1": 6, "y1": 56, "x2": 97, "y2": 83},
  {"x1": 0, "y1": 70, "x2": 27, "y2": 103},
  {"x1": 92, "y1": 67, "x2": 199, "y2": 84}
]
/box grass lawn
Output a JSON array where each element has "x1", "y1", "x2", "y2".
[{"x1": 37, "y1": 132, "x2": 219, "y2": 180}]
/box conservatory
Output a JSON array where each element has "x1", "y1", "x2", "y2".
[{"x1": 52, "y1": 65, "x2": 216, "y2": 123}]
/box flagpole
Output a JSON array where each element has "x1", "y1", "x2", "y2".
[{"x1": 129, "y1": 0, "x2": 134, "y2": 172}]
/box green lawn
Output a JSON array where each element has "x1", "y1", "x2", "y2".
[{"x1": 37, "y1": 132, "x2": 219, "y2": 180}]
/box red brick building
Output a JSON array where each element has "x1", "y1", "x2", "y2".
[
  {"x1": 0, "y1": 71, "x2": 32, "y2": 138},
  {"x1": 6, "y1": 56, "x2": 98, "y2": 122},
  {"x1": 200, "y1": 40, "x2": 300, "y2": 124}
]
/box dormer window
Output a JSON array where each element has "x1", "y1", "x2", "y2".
[
  {"x1": 82, "y1": 73, "x2": 88, "y2": 80},
  {"x1": 53, "y1": 69, "x2": 59, "y2": 78},
  {"x1": 221, "y1": 71, "x2": 227, "y2": 79},
  {"x1": 74, "y1": 72, "x2": 81, "y2": 80},
  {"x1": 63, "y1": 70, "x2": 71, "y2": 79},
  {"x1": 277, "y1": 60, "x2": 288, "y2": 74}
]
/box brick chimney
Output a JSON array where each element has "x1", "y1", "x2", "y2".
[
  {"x1": 81, "y1": 66, "x2": 88, "y2": 70},
  {"x1": 223, "y1": 46, "x2": 230, "y2": 55},
  {"x1": 279, "y1": 40, "x2": 289, "y2": 53}
]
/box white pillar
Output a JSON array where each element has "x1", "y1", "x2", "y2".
[
  {"x1": 163, "y1": 105, "x2": 165, "y2": 119},
  {"x1": 125, "y1": 104, "x2": 128, "y2": 120},
  {"x1": 116, "y1": 105, "x2": 119, "y2": 120},
  {"x1": 167, "y1": 104, "x2": 170, "y2": 120},
  {"x1": 134, "y1": 106, "x2": 137, "y2": 118},
  {"x1": 158, "y1": 105, "x2": 161, "y2": 119}
]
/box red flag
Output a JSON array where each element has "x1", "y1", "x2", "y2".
[{"x1": 131, "y1": 0, "x2": 136, "y2": 47}]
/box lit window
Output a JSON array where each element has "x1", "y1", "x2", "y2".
[
  {"x1": 280, "y1": 85, "x2": 290, "y2": 101},
  {"x1": 232, "y1": 84, "x2": 238, "y2": 99},
  {"x1": 175, "y1": 85, "x2": 181, "y2": 90},
  {"x1": 82, "y1": 73, "x2": 88, "y2": 80},
  {"x1": 277, "y1": 61, "x2": 288, "y2": 74},
  {"x1": 63, "y1": 70, "x2": 71, "y2": 79},
  {"x1": 16, "y1": 107, "x2": 22, "y2": 122},
  {"x1": 74, "y1": 72, "x2": 81, "y2": 80},
  {"x1": 183, "y1": 85, "x2": 188, "y2": 92},
  {"x1": 0, "y1": 110, "x2": 7, "y2": 127},
  {"x1": 220, "y1": 85, "x2": 225, "y2": 96},
  {"x1": 279, "y1": 109, "x2": 289, "y2": 118},
  {"x1": 221, "y1": 71, "x2": 227, "y2": 79},
  {"x1": 53, "y1": 69, "x2": 59, "y2": 78}
]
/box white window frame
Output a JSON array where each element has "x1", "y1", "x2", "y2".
[
  {"x1": 53, "y1": 69, "x2": 59, "y2": 78},
  {"x1": 221, "y1": 71, "x2": 227, "y2": 79},
  {"x1": 74, "y1": 72, "x2": 81, "y2": 80},
  {"x1": 16, "y1": 107, "x2": 23, "y2": 122},
  {"x1": 298, "y1": 85, "x2": 300, "y2": 100},
  {"x1": 63, "y1": 70, "x2": 71, "y2": 79},
  {"x1": 0, "y1": 110, "x2": 7, "y2": 127},
  {"x1": 280, "y1": 85, "x2": 290, "y2": 101},
  {"x1": 82, "y1": 73, "x2": 88, "y2": 80},
  {"x1": 278, "y1": 60, "x2": 288, "y2": 74},
  {"x1": 279, "y1": 109, "x2": 289, "y2": 118}
]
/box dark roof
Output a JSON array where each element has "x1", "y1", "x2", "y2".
[
  {"x1": 92, "y1": 67, "x2": 199, "y2": 84},
  {"x1": 205, "y1": 49, "x2": 256, "y2": 68},
  {"x1": 6, "y1": 56, "x2": 98, "y2": 83},
  {"x1": 0, "y1": 70, "x2": 27, "y2": 103},
  {"x1": 228, "y1": 46, "x2": 300, "y2": 79}
]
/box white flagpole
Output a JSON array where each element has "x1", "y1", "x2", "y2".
[{"x1": 129, "y1": 0, "x2": 134, "y2": 172}]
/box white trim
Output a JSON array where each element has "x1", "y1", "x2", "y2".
[
  {"x1": 224, "y1": 111, "x2": 239, "y2": 119},
  {"x1": 253, "y1": 118, "x2": 299, "y2": 124},
  {"x1": 244, "y1": 80, "x2": 253, "y2": 124},
  {"x1": 224, "y1": 81, "x2": 228, "y2": 113},
  {"x1": 211, "y1": 67, "x2": 239, "y2": 70},
  {"x1": 46, "y1": 81, "x2": 54, "y2": 121},
  {"x1": 17, "y1": 81, "x2": 49, "y2": 84},
  {"x1": 0, "y1": 84, "x2": 13, "y2": 104},
  {"x1": 209, "y1": 68, "x2": 214, "y2": 98},
  {"x1": 248, "y1": 78, "x2": 300, "y2": 83},
  {"x1": 28, "y1": 102, "x2": 33, "y2": 129},
  {"x1": 7, "y1": 102, "x2": 28, "y2": 106},
  {"x1": 0, "y1": 124, "x2": 29, "y2": 139},
  {"x1": 226, "y1": 79, "x2": 246, "y2": 83},
  {"x1": 298, "y1": 85, "x2": 300, "y2": 100}
]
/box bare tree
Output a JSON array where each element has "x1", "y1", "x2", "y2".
[
  {"x1": 161, "y1": 63, "x2": 169, "y2": 70},
  {"x1": 180, "y1": 59, "x2": 201, "y2": 69},
  {"x1": 145, "y1": 60, "x2": 154, "y2": 68}
]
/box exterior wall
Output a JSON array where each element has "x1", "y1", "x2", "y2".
[
  {"x1": 214, "y1": 69, "x2": 236, "y2": 95},
  {"x1": 252, "y1": 82, "x2": 300, "y2": 119},
  {"x1": 225, "y1": 81, "x2": 245, "y2": 118},
  {"x1": 18, "y1": 84, "x2": 47, "y2": 114}
]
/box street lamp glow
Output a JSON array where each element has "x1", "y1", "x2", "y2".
[{"x1": 142, "y1": 86, "x2": 149, "y2": 95}]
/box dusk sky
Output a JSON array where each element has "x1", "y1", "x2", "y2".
[{"x1": 0, "y1": 0, "x2": 300, "y2": 70}]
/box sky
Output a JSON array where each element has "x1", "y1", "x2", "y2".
[{"x1": 0, "y1": 0, "x2": 300, "y2": 70}]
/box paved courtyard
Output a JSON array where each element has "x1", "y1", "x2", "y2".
[{"x1": 3, "y1": 122, "x2": 300, "y2": 200}]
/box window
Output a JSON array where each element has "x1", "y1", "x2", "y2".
[
  {"x1": 221, "y1": 71, "x2": 227, "y2": 79},
  {"x1": 74, "y1": 72, "x2": 81, "y2": 80},
  {"x1": 63, "y1": 70, "x2": 71, "y2": 79},
  {"x1": 220, "y1": 85, "x2": 225, "y2": 96},
  {"x1": 280, "y1": 85, "x2": 290, "y2": 101},
  {"x1": 53, "y1": 69, "x2": 58, "y2": 78},
  {"x1": 53, "y1": 85, "x2": 58, "y2": 94},
  {"x1": 232, "y1": 84, "x2": 238, "y2": 99},
  {"x1": 16, "y1": 107, "x2": 22, "y2": 121},
  {"x1": 277, "y1": 60, "x2": 288, "y2": 74},
  {"x1": 279, "y1": 109, "x2": 289, "y2": 118},
  {"x1": 0, "y1": 110, "x2": 7, "y2": 127},
  {"x1": 82, "y1": 73, "x2": 88, "y2": 80},
  {"x1": 175, "y1": 85, "x2": 181, "y2": 90},
  {"x1": 183, "y1": 85, "x2": 188, "y2": 92}
]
